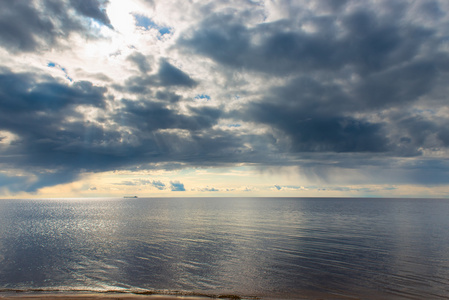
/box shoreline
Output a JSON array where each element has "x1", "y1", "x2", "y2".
[
  {"x1": 0, "y1": 292, "x2": 257, "y2": 300},
  {"x1": 0, "y1": 291, "x2": 362, "y2": 300},
  {"x1": 0, "y1": 294, "x2": 212, "y2": 300}
]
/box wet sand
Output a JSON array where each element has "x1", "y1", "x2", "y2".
[
  {"x1": 0, "y1": 294, "x2": 211, "y2": 300},
  {"x1": 0, "y1": 292, "x2": 361, "y2": 300}
]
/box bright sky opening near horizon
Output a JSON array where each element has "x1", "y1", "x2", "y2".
[{"x1": 1, "y1": 0, "x2": 449, "y2": 198}]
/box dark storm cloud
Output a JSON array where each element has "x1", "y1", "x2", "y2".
[
  {"x1": 338, "y1": 9, "x2": 432, "y2": 74},
  {"x1": 69, "y1": 0, "x2": 113, "y2": 29},
  {"x1": 437, "y1": 128, "x2": 449, "y2": 146},
  {"x1": 179, "y1": 7, "x2": 431, "y2": 76},
  {"x1": 2, "y1": 0, "x2": 449, "y2": 192},
  {"x1": 239, "y1": 65, "x2": 448, "y2": 158},
  {"x1": 110, "y1": 98, "x2": 276, "y2": 165},
  {"x1": 117, "y1": 99, "x2": 220, "y2": 132},
  {"x1": 0, "y1": 173, "x2": 30, "y2": 193},
  {"x1": 0, "y1": 66, "x2": 239, "y2": 190},
  {"x1": 0, "y1": 0, "x2": 58, "y2": 52},
  {"x1": 403, "y1": 159, "x2": 449, "y2": 185},
  {"x1": 0, "y1": 71, "x2": 106, "y2": 114},
  {"x1": 127, "y1": 52, "x2": 152, "y2": 74},
  {"x1": 175, "y1": 0, "x2": 449, "y2": 185},
  {"x1": 25, "y1": 171, "x2": 82, "y2": 193},
  {"x1": 248, "y1": 105, "x2": 389, "y2": 153},
  {"x1": 0, "y1": 70, "x2": 112, "y2": 190},
  {"x1": 354, "y1": 60, "x2": 437, "y2": 110},
  {"x1": 0, "y1": 68, "x2": 227, "y2": 191},
  {"x1": 236, "y1": 75, "x2": 390, "y2": 154},
  {"x1": 0, "y1": 0, "x2": 112, "y2": 53},
  {"x1": 392, "y1": 113, "x2": 449, "y2": 153},
  {"x1": 123, "y1": 59, "x2": 197, "y2": 94},
  {"x1": 155, "y1": 91, "x2": 182, "y2": 103},
  {"x1": 182, "y1": 3, "x2": 448, "y2": 145},
  {"x1": 157, "y1": 60, "x2": 197, "y2": 87}
]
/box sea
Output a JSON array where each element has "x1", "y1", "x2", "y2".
[{"x1": 0, "y1": 197, "x2": 448, "y2": 299}]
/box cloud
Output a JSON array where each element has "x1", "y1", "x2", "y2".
[
  {"x1": 151, "y1": 180, "x2": 166, "y2": 190},
  {"x1": 116, "y1": 179, "x2": 166, "y2": 190},
  {"x1": 157, "y1": 60, "x2": 197, "y2": 87},
  {"x1": 195, "y1": 186, "x2": 219, "y2": 192},
  {"x1": 273, "y1": 185, "x2": 306, "y2": 191},
  {"x1": 133, "y1": 13, "x2": 171, "y2": 35},
  {"x1": 0, "y1": 173, "x2": 31, "y2": 193},
  {"x1": 116, "y1": 98, "x2": 221, "y2": 132},
  {"x1": 127, "y1": 52, "x2": 152, "y2": 74},
  {"x1": 0, "y1": 1, "x2": 58, "y2": 52},
  {"x1": 48, "y1": 62, "x2": 73, "y2": 82},
  {"x1": 354, "y1": 61, "x2": 437, "y2": 110},
  {"x1": 24, "y1": 171, "x2": 82, "y2": 193},
  {"x1": 0, "y1": 74, "x2": 106, "y2": 113},
  {"x1": 179, "y1": 2, "x2": 436, "y2": 76},
  {"x1": 204, "y1": 187, "x2": 219, "y2": 192},
  {"x1": 0, "y1": 0, "x2": 113, "y2": 53},
  {"x1": 273, "y1": 184, "x2": 399, "y2": 194},
  {"x1": 2, "y1": 0, "x2": 449, "y2": 194},
  {"x1": 69, "y1": 0, "x2": 113, "y2": 29},
  {"x1": 122, "y1": 59, "x2": 197, "y2": 93},
  {"x1": 0, "y1": 70, "x2": 113, "y2": 190},
  {"x1": 170, "y1": 181, "x2": 185, "y2": 191},
  {"x1": 243, "y1": 91, "x2": 390, "y2": 153},
  {"x1": 155, "y1": 91, "x2": 181, "y2": 103}
]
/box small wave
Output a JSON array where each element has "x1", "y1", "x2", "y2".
[{"x1": 0, "y1": 288, "x2": 258, "y2": 300}]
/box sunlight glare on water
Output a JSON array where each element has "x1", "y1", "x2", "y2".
[{"x1": 0, "y1": 197, "x2": 448, "y2": 299}]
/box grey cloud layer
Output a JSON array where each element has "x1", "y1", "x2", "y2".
[
  {"x1": 0, "y1": 0, "x2": 110, "y2": 53},
  {"x1": 1, "y1": 0, "x2": 449, "y2": 191},
  {"x1": 179, "y1": 2, "x2": 449, "y2": 157}
]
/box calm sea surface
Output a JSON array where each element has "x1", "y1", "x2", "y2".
[{"x1": 0, "y1": 197, "x2": 448, "y2": 299}]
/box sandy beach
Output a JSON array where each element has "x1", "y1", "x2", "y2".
[
  {"x1": 0, "y1": 294, "x2": 214, "y2": 300},
  {"x1": 0, "y1": 291, "x2": 363, "y2": 300}
]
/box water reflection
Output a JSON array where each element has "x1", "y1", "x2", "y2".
[{"x1": 0, "y1": 198, "x2": 448, "y2": 299}]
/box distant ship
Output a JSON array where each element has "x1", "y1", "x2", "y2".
[{"x1": 124, "y1": 196, "x2": 138, "y2": 198}]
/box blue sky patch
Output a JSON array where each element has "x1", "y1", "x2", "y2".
[
  {"x1": 47, "y1": 61, "x2": 72, "y2": 82},
  {"x1": 133, "y1": 14, "x2": 153, "y2": 30},
  {"x1": 194, "y1": 94, "x2": 211, "y2": 101},
  {"x1": 133, "y1": 14, "x2": 171, "y2": 35},
  {"x1": 158, "y1": 27, "x2": 171, "y2": 35}
]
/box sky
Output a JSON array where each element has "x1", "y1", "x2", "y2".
[{"x1": 1, "y1": 0, "x2": 449, "y2": 198}]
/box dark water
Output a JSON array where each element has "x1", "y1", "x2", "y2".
[{"x1": 0, "y1": 197, "x2": 448, "y2": 299}]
